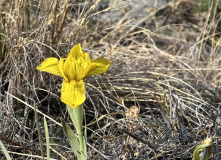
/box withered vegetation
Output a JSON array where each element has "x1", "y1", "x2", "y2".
[{"x1": 0, "y1": 0, "x2": 221, "y2": 159}]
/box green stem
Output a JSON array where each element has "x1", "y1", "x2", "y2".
[
  {"x1": 78, "y1": 132, "x2": 85, "y2": 159},
  {"x1": 67, "y1": 104, "x2": 86, "y2": 160}
]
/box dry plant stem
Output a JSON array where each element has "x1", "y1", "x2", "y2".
[
  {"x1": 0, "y1": 135, "x2": 42, "y2": 155},
  {"x1": 51, "y1": 0, "x2": 58, "y2": 48},
  {"x1": 54, "y1": 0, "x2": 69, "y2": 44},
  {"x1": 119, "y1": 128, "x2": 157, "y2": 151}
]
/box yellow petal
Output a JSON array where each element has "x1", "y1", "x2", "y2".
[
  {"x1": 68, "y1": 43, "x2": 84, "y2": 59},
  {"x1": 83, "y1": 52, "x2": 92, "y2": 73},
  {"x1": 61, "y1": 80, "x2": 86, "y2": 109},
  {"x1": 64, "y1": 56, "x2": 76, "y2": 81},
  {"x1": 58, "y1": 58, "x2": 69, "y2": 82},
  {"x1": 64, "y1": 44, "x2": 85, "y2": 81},
  {"x1": 36, "y1": 57, "x2": 63, "y2": 77},
  {"x1": 86, "y1": 58, "x2": 111, "y2": 77}
]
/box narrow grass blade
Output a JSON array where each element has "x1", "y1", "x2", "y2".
[
  {"x1": 61, "y1": 118, "x2": 80, "y2": 159},
  {"x1": 0, "y1": 140, "x2": 12, "y2": 160},
  {"x1": 34, "y1": 105, "x2": 44, "y2": 159},
  {"x1": 6, "y1": 92, "x2": 61, "y2": 127},
  {"x1": 44, "y1": 116, "x2": 50, "y2": 160}
]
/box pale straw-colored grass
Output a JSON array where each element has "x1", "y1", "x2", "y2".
[{"x1": 0, "y1": 0, "x2": 220, "y2": 159}]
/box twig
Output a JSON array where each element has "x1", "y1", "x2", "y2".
[{"x1": 115, "y1": 128, "x2": 157, "y2": 151}]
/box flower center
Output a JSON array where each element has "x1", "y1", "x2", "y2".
[{"x1": 70, "y1": 80, "x2": 77, "y2": 86}]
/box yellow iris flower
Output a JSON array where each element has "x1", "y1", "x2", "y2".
[{"x1": 36, "y1": 44, "x2": 111, "y2": 109}]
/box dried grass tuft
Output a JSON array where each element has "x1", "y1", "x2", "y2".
[{"x1": 0, "y1": 0, "x2": 221, "y2": 159}]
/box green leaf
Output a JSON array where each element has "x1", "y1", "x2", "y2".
[
  {"x1": 44, "y1": 116, "x2": 50, "y2": 160},
  {"x1": 193, "y1": 138, "x2": 213, "y2": 160},
  {"x1": 34, "y1": 105, "x2": 44, "y2": 159},
  {"x1": 67, "y1": 104, "x2": 83, "y2": 135},
  {"x1": 0, "y1": 139, "x2": 12, "y2": 160},
  {"x1": 61, "y1": 118, "x2": 80, "y2": 159}
]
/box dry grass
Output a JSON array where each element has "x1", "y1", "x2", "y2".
[{"x1": 0, "y1": 0, "x2": 221, "y2": 159}]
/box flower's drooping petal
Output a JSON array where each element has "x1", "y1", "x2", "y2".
[
  {"x1": 86, "y1": 58, "x2": 111, "y2": 77},
  {"x1": 36, "y1": 57, "x2": 63, "y2": 77},
  {"x1": 68, "y1": 43, "x2": 84, "y2": 59},
  {"x1": 61, "y1": 80, "x2": 86, "y2": 109}
]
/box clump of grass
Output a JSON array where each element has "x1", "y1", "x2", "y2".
[{"x1": 0, "y1": 0, "x2": 221, "y2": 159}]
